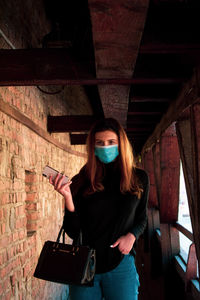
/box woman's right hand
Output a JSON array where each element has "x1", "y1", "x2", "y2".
[{"x1": 49, "y1": 173, "x2": 75, "y2": 212}]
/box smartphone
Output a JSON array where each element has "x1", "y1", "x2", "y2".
[{"x1": 42, "y1": 165, "x2": 69, "y2": 184}]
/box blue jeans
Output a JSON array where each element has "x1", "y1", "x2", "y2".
[{"x1": 69, "y1": 254, "x2": 140, "y2": 300}]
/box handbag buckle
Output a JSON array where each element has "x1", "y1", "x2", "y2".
[
  {"x1": 59, "y1": 246, "x2": 79, "y2": 255},
  {"x1": 52, "y1": 243, "x2": 79, "y2": 255}
]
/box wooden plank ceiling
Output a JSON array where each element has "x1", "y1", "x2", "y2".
[
  {"x1": 1, "y1": 0, "x2": 200, "y2": 154},
  {"x1": 130, "y1": 0, "x2": 200, "y2": 153}
]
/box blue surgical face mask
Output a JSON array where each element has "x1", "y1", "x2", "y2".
[{"x1": 94, "y1": 145, "x2": 119, "y2": 164}]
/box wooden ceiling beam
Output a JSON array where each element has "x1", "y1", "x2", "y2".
[
  {"x1": 127, "y1": 120, "x2": 160, "y2": 125},
  {"x1": 127, "y1": 134, "x2": 150, "y2": 138},
  {"x1": 129, "y1": 101, "x2": 169, "y2": 112},
  {"x1": 70, "y1": 133, "x2": 149, "y2": 145},
  {"x1": 47, "y1": 115, "x2": 97, "y2": 133},
  {"x1": 130, "y1": 96, "x2": 170, "y2": 103},
  {"x1": 128, "y1": 111, "x2": 162, "y2": 116},
  {"x1": 0, "y1": 49, "x2": 185, "y2": 86},
  {"x1": 142, "y1": 67, "x2": 200, "y2": 153},
  {"x1": 126, "y1": 127, "x2": 154, "y2": 132},
  {"x1": 140, "y1": 43, "x2": 200, "y2": 54},
  {"x1": 131, "y1": 78, "x2": 184, "y2": 84},
  {"x1": 0, "y1": 48, "x2": 178, "y2": 85},
  {"x1": 0, "y1": 48, "x2": 92, "y2": 86},
  {"x1": 70, "y1": 134, "x2": 88, "y2": 145}
]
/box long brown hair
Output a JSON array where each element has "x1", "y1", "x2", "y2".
[{"x1": 84, "y1": 118, "x2": 143, "y2": 198}]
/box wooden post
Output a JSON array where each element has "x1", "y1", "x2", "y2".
[
  {"x1": 160, "y1": 123, "x2": 180, "y2": 223},
  {"x1": 191, "y1": 103, "x2": 200, "y2": 283},
  {"x1": 152, "y1": 124, "x2": 181, "y2": 298},
  {"x1": 176, "y1": 102, "x2": 200, "y2": 284},
  {"x1": 152, "y1": 142, "x2": 161, "y2": 207},
  {"x1": 160, "y1": 224, "x2": 179, "y2": 272},
  {"x1": 185, "y1": 243, "x2": 198, "y2": 292},
  {"x1": 143, "y1": 149, "x2": 158, "y2": 208}
]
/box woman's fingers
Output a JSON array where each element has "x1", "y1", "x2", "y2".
[
  {"x1": 111, "y1": 239, "x2": 128, "y2": 254},
  {"x1": 110, "y1": 240, "x2": 120, "y2": 248},
  {"x1": 49, "y1": 175, "x2": 53, "y2": 185},
  {"x1": 49, "y1": 174, "x2": 73, "y2": 205},
  {"x1": 111, "y1": 233, "x2": 136, "y2": 255},
  {"x1": 56, "y1": 174, "x2": 65, "y2": 190},
  {"x1": 59, "y1": 180, "x2": 72, "y2": 193},
  {"x1": 53, "y1": 173, "x2": 62, "y2": 188},
  {"x1": 50, "y1": 173, "x2": 65, "y2": 190}
]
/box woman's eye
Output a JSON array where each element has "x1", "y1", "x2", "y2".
[
  {"x1": 96, "y1": 141, "x2": 103, "y2": 146},
  {"x1": 109, "y1": 140, "x2": 116, "y2": 145}
]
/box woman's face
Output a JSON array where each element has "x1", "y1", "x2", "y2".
[{"x1": 95, "y1": 130, "x2": 118, "y2": 147}]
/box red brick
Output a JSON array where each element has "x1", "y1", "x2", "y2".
[
  {"x1": 1, "y1": 223, "x2": 6, "y2": 234},
  {"x1": 0, "y1": 282, "x2": 3, "y2": 296},
  {"x1": 0, "y1": 263, "x2": 12, "y2": 278},
  {"x1": 25, "y1": 184, "x2": 37, "y2": 192},
  {"x1": 23, "y1": 261, "x2": 31, "y2": 278},
  {"x1": 11, "y1": 132, "x2": 24, "y2": 145},
  {"x1": 4, "y1": 290, "x2": 12, "y2": 300},
  {"x1": 15, "y1": 217, "x2": 27, "y2": 230},
  {"x1": 12, "y1": 257, "x2": 20, "y2": 270},
  {"x1": 19, "y1": 292, "x2": 23, "y2": 300},
  {"x1": 31, "y1": 288, "x2": 39, "y2": 299},
  {"x1": 27, "y1": 222, "x2": 37, "y2": 232},
  {"x1": 25, "y1": 173, "x2": 36, "y2": 183},
  {"x1": 27, "y1": 234, "x2": 36, "y2": 245},
  {"x1": 26, "y1": 202, "x2": 37, "y2": 210},
  {"x1": 12, "y1": 231, "x2": 19, "y2": 242},
  {"x1": 0, "y1": 208, "x2": 4, "y2": 219},
  {"x1": 0, "y1": 234, "x2": 12, "y2": 247},
  {"x1": 21, "y1": 192, "x2": 27, "y2": 202},
  {"x1": 26, "y1": 211, "x2": 38, "y2": 221},
  {"x1": 10, "y1": 193, "x2": 16, "y2": 203},
  {"x1": 13, "y1": 180, "x2": 22, "y2": 190},
  {"x1": 0, "y1": 251, "x2": 7, "y2": 265},
  {"x1": 0, "y1": 194, "x2": 9, "y2": 205},
  {"x1": 23, "y1": 240, "x2": 28, "y2": 250},
  {"x1": 10, "y1": 142, "x2": 17, "y2": 154},
  {"x1": 31, "y1": 247, "x2": 36, "y2": 257},
  {"x1": 20, "y1": 254, "x2": 26, "y2": 266},
  {"x1": 18, "y1": 229, "x2": 26, "y2": 240},
  {"x1": 15, "y1": 219, "x2": 21, "y2": 229},
  {"x1": 0, "y1": 179, "x2": 10, "y2": 191},
  {"x1": 16, "y1": 205, "x2": 25, "y2": 216},
  {"x1": 17, "y1": 242, "x2": 24, "y2": 253},
  {"x1": 7, "y1": 246, "x2": 16, "y2": 260},
  {"x1": 10, "y1": 274, "x2": 16, "y2": 286}
]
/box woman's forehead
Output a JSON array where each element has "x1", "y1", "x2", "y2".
[{"x1": 95, "y1": 130, "x2": 118, "y2": 140}]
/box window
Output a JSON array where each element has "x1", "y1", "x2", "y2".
[{"x1": 178, "y1": 162, "x2": 193, "y2": 262}]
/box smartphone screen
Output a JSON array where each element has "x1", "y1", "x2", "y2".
[{"x1": 42, "y1": 165, "x2": 69, "y2": 184}]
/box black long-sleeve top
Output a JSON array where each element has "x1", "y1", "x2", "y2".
[{"x1": 63, "y1": 163, "x2": 149, "y2": 274}]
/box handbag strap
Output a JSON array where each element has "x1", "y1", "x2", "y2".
[
  {"x1": 56, "y1": 224, "x2": 82, "y2": 245},
  {"x1": 56, "y1": 225, "x2": 65, "y2": 243},
  {"x1": 74, "y1": 230, "x2": 82, "y2": 245}
]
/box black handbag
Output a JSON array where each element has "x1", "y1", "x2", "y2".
[{"x1": 33, "y1": 226, "x2": 96, "y2": 286}]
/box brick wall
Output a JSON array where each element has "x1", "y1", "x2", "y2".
[
  {"x1": 0, "y1": 2, "x2": 92, "y2": 299},
  {"x1": 0, "y1": 85, "x2": 88, "y2": 300}
]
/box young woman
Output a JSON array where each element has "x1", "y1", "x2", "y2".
[{"x1": 50, "y1": 118, "x2": 149, "y2": 300}]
